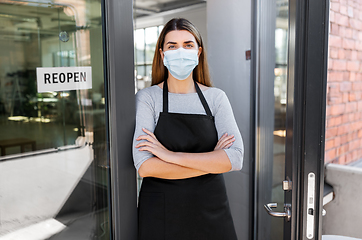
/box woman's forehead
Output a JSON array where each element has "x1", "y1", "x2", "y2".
[{"x1": 164, "y1": 30, "x2": 196, "y2": 43}]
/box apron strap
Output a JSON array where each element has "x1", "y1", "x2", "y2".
[
  {"x1": 162, "y1": 79, "x2": 213, "y2": 116},
  {"x1": 194, "y1": 81, "x2": 213, "y2": 116},
  {"x1": 163, "y1": 79, "x2": 169, "y2": 113}
]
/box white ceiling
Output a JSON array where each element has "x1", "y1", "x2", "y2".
[{"x1": 134, "y1": 0, "x2": 206, "y2": 18}]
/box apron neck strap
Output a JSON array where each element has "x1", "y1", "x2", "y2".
[
  {"x1": 163, "y1": 78, "x2": 169, "y2": 113},
  {"x1": 162, "y1": 79, "x2": 213, "y2": 116}
]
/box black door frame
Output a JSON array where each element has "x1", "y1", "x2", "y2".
[
  {"x1": 252, "y1": 0, "x2": 329, "y2": 239},
  {"x1": 286, "y1": 0, "x2": 329, "y2": 239}
]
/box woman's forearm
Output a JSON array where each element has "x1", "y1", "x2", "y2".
[
  {"x1": 167, "y1": 149, "x2": 232, "y2": 174},
  {"x1": 138, "y1": 157, "x2": 208, "y2": 179},
  {"x1": 136, "y1": 129, "x2": 233, "y2": 174}
]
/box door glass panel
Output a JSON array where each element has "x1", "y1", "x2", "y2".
[
  {"x1": 256, "y1": 0, "x2": 289, "y2": 239},
  {"x1": 0, "y1": 1, "x2": 110, "y2": 239},
  {"x1": 270, "y1": 0, "x2": 289, "y2": 239}
]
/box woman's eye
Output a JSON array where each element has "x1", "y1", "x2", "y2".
[
  {"x1": 168, "y1": 45, "x2": 176, "y2": 49},
  {"x1": 185, "y1": 44, "x2": 193, "y2": 48}
]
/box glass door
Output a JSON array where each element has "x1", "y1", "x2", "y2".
[
  {"x1": 254, "y1": 0, "x2": 290, "y2": 238},
  {"x1": 255, "y1": 0, "x2": 329, "y2": 238},
  {"x1": 0, "y1": 1, "x2": 110, "y2": 239}
]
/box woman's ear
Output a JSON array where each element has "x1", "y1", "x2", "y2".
[
  {"x1": 159, "y1": 48, "x2": 164, "y2": 61},
  {"x1": 198, "y1": 47, "x2": 202, "y2": 57}
]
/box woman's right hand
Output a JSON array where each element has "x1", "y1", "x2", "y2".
[{"x1": 214, "y1": 133, "x2": 235, "y2": 150}]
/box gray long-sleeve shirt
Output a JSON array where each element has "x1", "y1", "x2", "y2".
[{"x1": 132, "y1": 85, "x2": 244, "y2": 172}]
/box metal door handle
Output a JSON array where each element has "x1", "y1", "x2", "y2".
[{"x1": 264, "y1": 203, "x2": 291, "y2": 221}]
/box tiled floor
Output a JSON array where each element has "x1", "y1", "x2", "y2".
[
  {"x1": 0, "y1": 219, "x2": 66, "y2": 240},
  {"x1": 47, "y1": 210, "x2": 110, "y2": 240}
]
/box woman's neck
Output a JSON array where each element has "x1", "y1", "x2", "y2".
[{"x1": 167, "y1": 74, "x2": 195, "y2": 94}]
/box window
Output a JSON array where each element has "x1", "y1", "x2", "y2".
[{"x1": 134, "y1": 25, "x2": 163, "y2": 91}]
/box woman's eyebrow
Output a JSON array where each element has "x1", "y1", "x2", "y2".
[{"x1": 165, "y1": 40, "x2": 195, "y2": 45}]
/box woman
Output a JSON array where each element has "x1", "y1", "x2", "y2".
[{"x1": 133, "y1": 18, "x2": 244, "y2": 240}]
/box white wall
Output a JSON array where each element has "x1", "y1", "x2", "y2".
[
  {"x1": 323, "y1": 164, "x2": 362, "y2": 238},
  {"x1": 207, "y1": 0, "x2": 252, "y2": 239}
]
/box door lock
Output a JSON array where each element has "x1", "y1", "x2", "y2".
[
  {"x1": 264, "y1": 203, "x2": 291, "y2": 221},
  {"x1": 306, "y1": 172, "x2": 316, "y2": 239},
  {"x1": 282, "y1": 178, "x2": 292, "y2": 191}
]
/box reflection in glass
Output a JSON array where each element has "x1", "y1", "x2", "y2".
[
  {"x1": 0, "y1": 1, "x2": 110, "y2": 239},
  {"x1": 270, "y1": 0, "x2": 288, "y2": 239}
]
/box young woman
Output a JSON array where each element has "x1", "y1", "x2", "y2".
[{"x1": 132, "y1": 18, "x2": 244, "y2": 240}]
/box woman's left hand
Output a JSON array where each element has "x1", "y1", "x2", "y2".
[
  {"x1": 214, "y1": 133, "x2": 235, "y2": 150},
  {"x1": 136, "y1": 128, "x2": 174, "y2": 162}
]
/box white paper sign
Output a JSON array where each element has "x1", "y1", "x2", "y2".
[{"x1": 36, "y1": 67, "x2": 92, "y2": 93}]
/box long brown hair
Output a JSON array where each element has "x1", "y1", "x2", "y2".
[{"x1": 151, "y1": 18, "x2": 212, "y2": 87}]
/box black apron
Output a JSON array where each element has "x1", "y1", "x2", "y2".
[{"x1": 138, "y1": 80, "x2": 237, "y2": 240}]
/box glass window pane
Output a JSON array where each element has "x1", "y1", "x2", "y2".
[
  {"x1": 145, "y1": 26, "x2": 158, "y2": 63},
  {"x1": 135, "y1": 28, "x2": 145, "y2": 64},
  {"x1": 136, "y1": 65, "x2": 146, "y2": 78},
  {"x1": 0, "y1": 1, "x2": 111, "y2": 239},
  {"x1": 146, "y1": 65, "x2": 152, "y2": 80},
  {"x1": 269, "y1": 1, "x2": 289, "y2": 239},
  {"x1": 158, "y1": 25, "x2": 164, "y2": 34}
]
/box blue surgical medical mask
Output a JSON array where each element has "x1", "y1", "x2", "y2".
[{"x1": 163, "y1": 48, "x2": 199, "y2": 80}]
